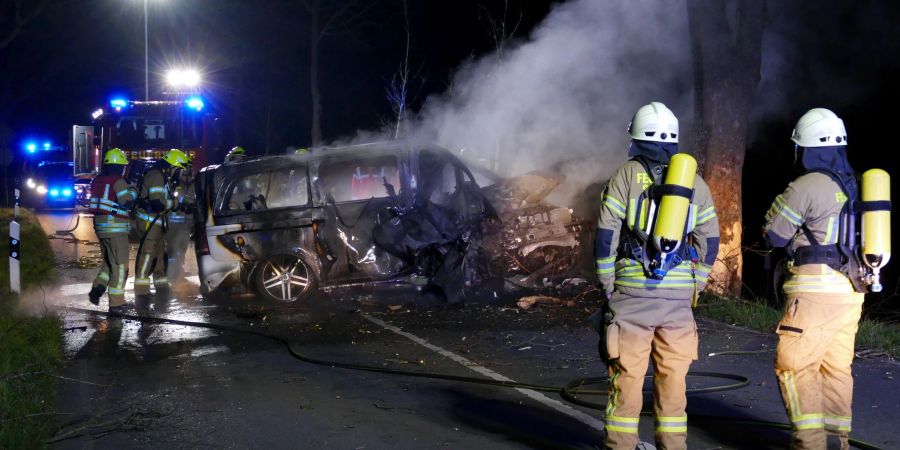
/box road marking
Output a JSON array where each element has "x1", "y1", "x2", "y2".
[
  {"x1": 57, "y1": 276, "x2": 200, "y2": 297},
  {"x1": 360, "y1": 312, "x2": 607, "y2": 431}
]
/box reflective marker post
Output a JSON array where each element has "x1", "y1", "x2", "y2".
[{"x1": 9, "y1": 188, "x2": 20, "y2": 294}]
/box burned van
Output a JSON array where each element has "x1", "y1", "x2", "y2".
[{"x1": 194, "y1": 142, "x2": 496, "y2": 302}]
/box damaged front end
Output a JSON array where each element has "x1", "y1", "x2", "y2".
[{"x1": 481, "y1": 171, "x2": 588, "y2": 288}]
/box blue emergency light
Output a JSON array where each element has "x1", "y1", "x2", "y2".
[
  {"x1": 43, "y1": 141, "x2": 51, "y2": 150},
  {"x1": 186, "y1": 96, "x2": 204, "y2": 111},
  {"x1": 110, "y1": 98, "x2": 128, "y2": 110},
  {"x1": 25, "y1": 142, "x2": 37, "y2": 153}
]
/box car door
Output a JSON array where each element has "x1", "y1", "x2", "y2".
[{"x1": 313, "y1": 150, "x2": 409, "y2": 282}]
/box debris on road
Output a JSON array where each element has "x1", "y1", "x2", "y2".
[{"x1": 516, "y1": 295, "x2": 575, "y2": 310}]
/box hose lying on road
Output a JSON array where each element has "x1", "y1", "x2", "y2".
[{"x1": 66, "y1": 307, "x2": 883, "y2": 450}]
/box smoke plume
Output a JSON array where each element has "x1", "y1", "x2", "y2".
[{"x1": 401, "y1": 0, "x2": 694, "y2": 208}]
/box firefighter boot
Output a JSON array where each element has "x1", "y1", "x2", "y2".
[{"x1": 88, "y1": 284, "x2": 106, "y2": 305}]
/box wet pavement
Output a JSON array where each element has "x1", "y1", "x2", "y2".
[{"x1": 23, "y1": 211, "x2": 900, "y2": 449}]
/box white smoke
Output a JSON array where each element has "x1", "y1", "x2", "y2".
[
  {"x1": 412, "y1": 0, "x2": 692, "y2": 205},
  {"x1": 346, "y1": 0, "x2": 694, "y2": 209}
]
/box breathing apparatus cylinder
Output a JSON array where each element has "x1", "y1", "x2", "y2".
[
  {"x1": 650, "y1": 153, "x2": 697, "y2": 278},
  {"x1": 861, "y1": 168, "x2": 891, "y2": 292}
]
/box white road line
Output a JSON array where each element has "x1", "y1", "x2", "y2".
[
  {"x1": 360, "y1": 312, "x2": 607, "y2": 431},
  {"x1": 57, "y1": 276, "x2": 200, "y2": 297}
]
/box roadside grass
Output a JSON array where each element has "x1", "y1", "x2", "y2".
[
  {"x1": 0, "y1": 208, "x2": 63, "y2": 448},
  {"x1": 696, "y1": 293, "x2": 900, "y2": 359}
]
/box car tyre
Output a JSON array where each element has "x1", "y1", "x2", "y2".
[{"x1": 255, "y1": 254, "x2": 317, "y2": 302}]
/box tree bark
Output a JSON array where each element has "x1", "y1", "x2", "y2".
[
  {"x1": 687, "y1": 0, "x2": 765, "y2": 296},
  {"x1": 309, "y1": 0, "x2": 323, "y2": 147}
]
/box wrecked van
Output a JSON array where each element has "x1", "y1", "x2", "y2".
[{"x1": 194, "y1": 142, "x2": 496, "y2": 302}]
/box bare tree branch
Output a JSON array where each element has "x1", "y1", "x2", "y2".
[{"x1": 0, "y1": 0, "x2": 49, "y2": 51}]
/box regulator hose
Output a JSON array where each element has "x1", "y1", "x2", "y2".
[{"x1": 66, "y1": 307, "x2": 883, "y2": 450}]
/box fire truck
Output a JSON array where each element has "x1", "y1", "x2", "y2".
[{"x1": 71, "y1": 97, "x2": 221, "y2": 197}]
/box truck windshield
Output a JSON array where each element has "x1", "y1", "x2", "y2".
[{"x1": 113, "y1": 113, "x2": 203, "y2": 149}]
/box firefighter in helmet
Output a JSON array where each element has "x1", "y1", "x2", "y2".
[
  {"x1": 764, "y1": 108, "x2": 885, "y2": 449},
  {"x1": 594, "y1": 102, "x2": 719, "y2": 450},
  {"x1": 134, "y1": 148, "x2": 187, "y2": 299},
  {"x1": 166, "y1": 154, "x2": 195, "y2": 284},
  {"x1": 87, "y1": 148, "x2": 137, "y2": 311},
  {"x1": 224, "y1": 146, "x2": 245, "y2": 163}
]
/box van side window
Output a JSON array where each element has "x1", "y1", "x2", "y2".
[
  {"x1": 267, "y1": 167, "x2": 310, "y2": 208},
  {"x1": 226, "y1": 173, "x2": 269, "y2": 211},
  {"x1": 318, "y1": 155, "x2": 400, "y2": 203},
  {"x1": 224, "y1": 167, "x2": 310, "y2": 212}
]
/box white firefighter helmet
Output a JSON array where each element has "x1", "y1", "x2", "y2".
[
  {"x1": 791, "y1": 108, "x2": 847, "y2": 147},
  {"x1": 628, "y1": 101, "x2": 679, "y2": 143}
]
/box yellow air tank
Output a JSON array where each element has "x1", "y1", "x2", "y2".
[
  {"x1": 652, "y1": 153, "x2": 697, "y2": 255},
  {"x1": 861, "y1": 168, "x2": 891, "y2": 292}
]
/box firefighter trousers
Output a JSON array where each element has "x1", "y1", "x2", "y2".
[
  {"x1": 134, "y1": 218, "x2": 168, "y2": 295},
  {"x1": 775, "y1": 291, "x2": 863, "y2": 450},
  {"x1": 165, "y1": 220, "x2": 191, "y2": 283},
  {"x1": 93, "y1": 232, "x2": 130, "y2": 308},
  {"x1": 603, "y1": 294, "x2": 698, "y2": 450}
]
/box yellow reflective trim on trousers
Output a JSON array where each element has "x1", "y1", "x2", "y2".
[
  {"x1": 597, "y1": 267, "x2": 615, "y2": 275},
  {"x1": 606, "y1": 369, "x2": 622, "y2": 418},
  {"x1": 606, "y1": 415, "x2": 639, "y2": 434},
  {"x1": 656, "y1": 426, "x2": 688, "y2": 433},
  {"x1": 615, "y1": 280, "x2": 697, "y2": 289},
  {"x1": 782, "y1": 372, "x2": 801, "y2": 416},
  {"x1": 97, "y1": 272, "x2": 109, "y2": 281},
  {"x1": 597, "y1": 256, "x2": 616, "y2": 264},
  {"x1": 791, "y1": 413, "x2": 825, "y2": 430},
  {"x1": 606, "y1": 425, "x2": 639, "y2": 433}
]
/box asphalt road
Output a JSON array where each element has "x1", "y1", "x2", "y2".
[{"x1": 20, "y1": 211, "x2": 900, "y2": 449}]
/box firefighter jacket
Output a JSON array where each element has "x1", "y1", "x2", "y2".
[
  {"x1": 596, "y1": 159, "x2": 720, "y2": 300},
  {"x1": 169, "y1": 175, "x2": 195, "y2": 225},
  {"x1": 88, "y1": 175, "x2": 136, "y2": 235},
  {"x1": 764, "y1": 172, "x2": 855, "y2": 295},
  {"x1": 136, "y1": 168, "x2": 174, "y2": 226}
]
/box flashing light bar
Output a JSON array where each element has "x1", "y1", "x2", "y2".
[
  {"x1": 25, "y1": 142, "x2": 37, "y2": 153},
  {"x1": 92, "y1": 108, "x2": 104, "y2": 119},
  {"x1": 110, "y1": 98, "x2": 128, "y2": 111},
  {"x1": 186, "y1": 96, "x2": 204, "y2": 111},
  {"x1": 43, "y1": 141, "x2": 51, "y2": 150}
]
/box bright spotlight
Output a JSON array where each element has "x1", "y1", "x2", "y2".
[
  {"x1": 166, "y1": 68, "x2": 202, "y2": 88},
  {"x1": 26, "y1": 178, "x2": 36, "y2": 189},
  {"x1": 92, "y1": 108, "x2": 104, "y2": 119}
]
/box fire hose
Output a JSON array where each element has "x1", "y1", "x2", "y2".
[{"x1": 66, "y1": 307, "x2": 883, "y2": 450}]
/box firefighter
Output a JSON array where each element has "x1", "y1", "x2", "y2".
[
  {"x1": 87, "y1": 148, "x2": 137, "y2": 311},
  {"x1": 764, "y1": 108, "x2": 867, "y2": 450},
  {"x1": 224, "y1": 146, "x2": 245, "y2": 163},
  {"x1": 134, "y1": 148, "x2": 188, "y2": 298},
  {"x1": 166, "y1": 157, "x2": 195, "y2": 284},
  {"x1": 595, "y1": 102, "x2": 719, "y2": 450}
]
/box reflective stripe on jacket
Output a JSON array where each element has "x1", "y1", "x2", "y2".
[
  {"x1": 596, "y1": 159, "x2": 720, "y2": 299},
  {"x1": 89, "y1": 176, "x2": 135, "y2": 221},
  {"x1": 764, "y1": 172, "x2": 853, "y2": 294}
]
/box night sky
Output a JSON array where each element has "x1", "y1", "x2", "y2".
[{"x1": 1, "y1": 0, "x2": 899, "y2": 303}]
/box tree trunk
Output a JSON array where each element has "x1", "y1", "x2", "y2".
[
  {"x1": 309, "y1": 0, "x2": 323, "y2": 147},
  {"x1": 687, "y1": 0, "x2": 765, "y2": 296}
]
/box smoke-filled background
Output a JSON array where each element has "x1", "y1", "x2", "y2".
[{"x1": 402, "y1": 0, "x2": 693, "y2": 207}]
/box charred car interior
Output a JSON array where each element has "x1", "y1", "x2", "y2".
[
  {"x1": 194, "y1": 143, "x2": 499, "y2": 302},
  {"x1": 194, "y1": 142, "x2": 588, "y2": 303}
]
